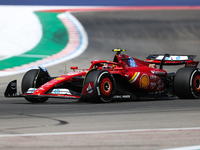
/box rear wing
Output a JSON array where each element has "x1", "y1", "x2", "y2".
[{"x1": 145, "y1": 54, "x2": 199, "y2": 69}]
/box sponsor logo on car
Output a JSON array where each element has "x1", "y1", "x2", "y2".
[
  {"x1": 151, "y1": 70, "x2": 166, "y2": 75},
  {"x1": 82, "y1": 82, "x2": 94, "y2": 95},
  {"x1": 140, "y1": 74, "x2": 149, "y2": 88},
  {"x1": 156, "y1": 55, "x2": 188, "y2": 61},
  {"x1": 114, "y1": 95, "x2": 131, "y2": 99},
  {"x1": 51, "y1": 89, "x2": 72, "y2": 95},
  {"x1": 176, "y1": 56, "x2": 181, "y2": 60},
  {"x1": 150, "y1": 75, "x2": 157, "y2": 80},
  {"x1": 157, "y1": 79, "x2": 164, "y2": 90},
  {"x1": 86, "y1": 83, "x2": 93, "y2": 94},
  {"x1": 150, "y1": 82, "x2": 157, "y2": 89},
  {"x1": 26, "y1": 88, "x2": 37, "y2": 94},
  {"x1": 53, "y1": 89, "x2": 60, "y2": 94}
]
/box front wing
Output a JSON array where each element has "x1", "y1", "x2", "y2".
[{"x1": 4, "y1": 80, "x2": 81, "y2": 99}]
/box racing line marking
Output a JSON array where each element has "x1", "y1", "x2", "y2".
[
  {"x1": 160, "y1": 145, "x2": 200, "y2": 150},
  {"x1": 1, "y1": 127, "x2": 199, "y2": 150},
  {"x1": 0, "y1": 127, "x2": 200, "y2": 138}
]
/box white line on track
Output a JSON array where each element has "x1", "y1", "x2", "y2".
[
  {"x1": 160, "y1": 145, "x2": 200, "y2": 150},
  {"x1": 0, "y1": 127, "x2": 200, "y2": 138}
]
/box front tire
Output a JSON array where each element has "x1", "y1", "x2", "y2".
[
  {"x1": 21, "y1": 69, "x2": 49, "y2": 103},
  {"x1": 82, "y1": 70, "x2": 116, "y2": 103},
  {"x1": 174, "y1": 67, "x2": 200, "y2": 99}
]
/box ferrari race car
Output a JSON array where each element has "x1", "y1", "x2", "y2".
[{"x1": 4, "y1": 49, "x2": 200, "y2": 103}]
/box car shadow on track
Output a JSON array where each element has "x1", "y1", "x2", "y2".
[{"x1": 11, "y1": 97, "x2": 178, "y2": 105}]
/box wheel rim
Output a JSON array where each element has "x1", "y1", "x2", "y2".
[
  {"x1": 100, "y1": 77, "x2": 112, "y2": 96},
  {"x1": 193, "y1": 75, "x2": 200, "y2": 93}
]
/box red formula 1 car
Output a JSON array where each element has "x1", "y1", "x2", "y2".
[{"x1": 4, "y1": 49, "x2": 200, "y2": 103}]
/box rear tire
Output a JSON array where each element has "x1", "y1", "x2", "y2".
[
  {"x1": 21, "y1": 69, "x2": 49, "y2": 103},
  {"x1": 174, "y1": 67, "x2": 200, "y2": 99}
]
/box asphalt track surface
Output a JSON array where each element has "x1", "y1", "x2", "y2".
[{"x1": 0, "y1": 10, "x2": 200, "y2": 150}]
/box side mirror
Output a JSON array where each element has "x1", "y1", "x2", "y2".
[{"x1": 70, "y1": 66, "x2": 78, "y2": 71}]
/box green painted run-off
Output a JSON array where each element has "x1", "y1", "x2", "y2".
[{"x1": 0, "y1": 12, "x2": 68, "y2": 70}]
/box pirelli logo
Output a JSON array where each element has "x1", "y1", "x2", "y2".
[{"x1": 128, "y1": 72, "x2": 140, "y2": 83}]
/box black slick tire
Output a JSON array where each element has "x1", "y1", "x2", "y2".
[
  {"x1": 21, "y1": 69, "x2": 49, "y2": 103},
  {"x1": 82, "y1": 70, "x2": 116, "y2": 103},
  {"x1": 174, "y1": 67, "x2": 200, "y2": 99}
]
